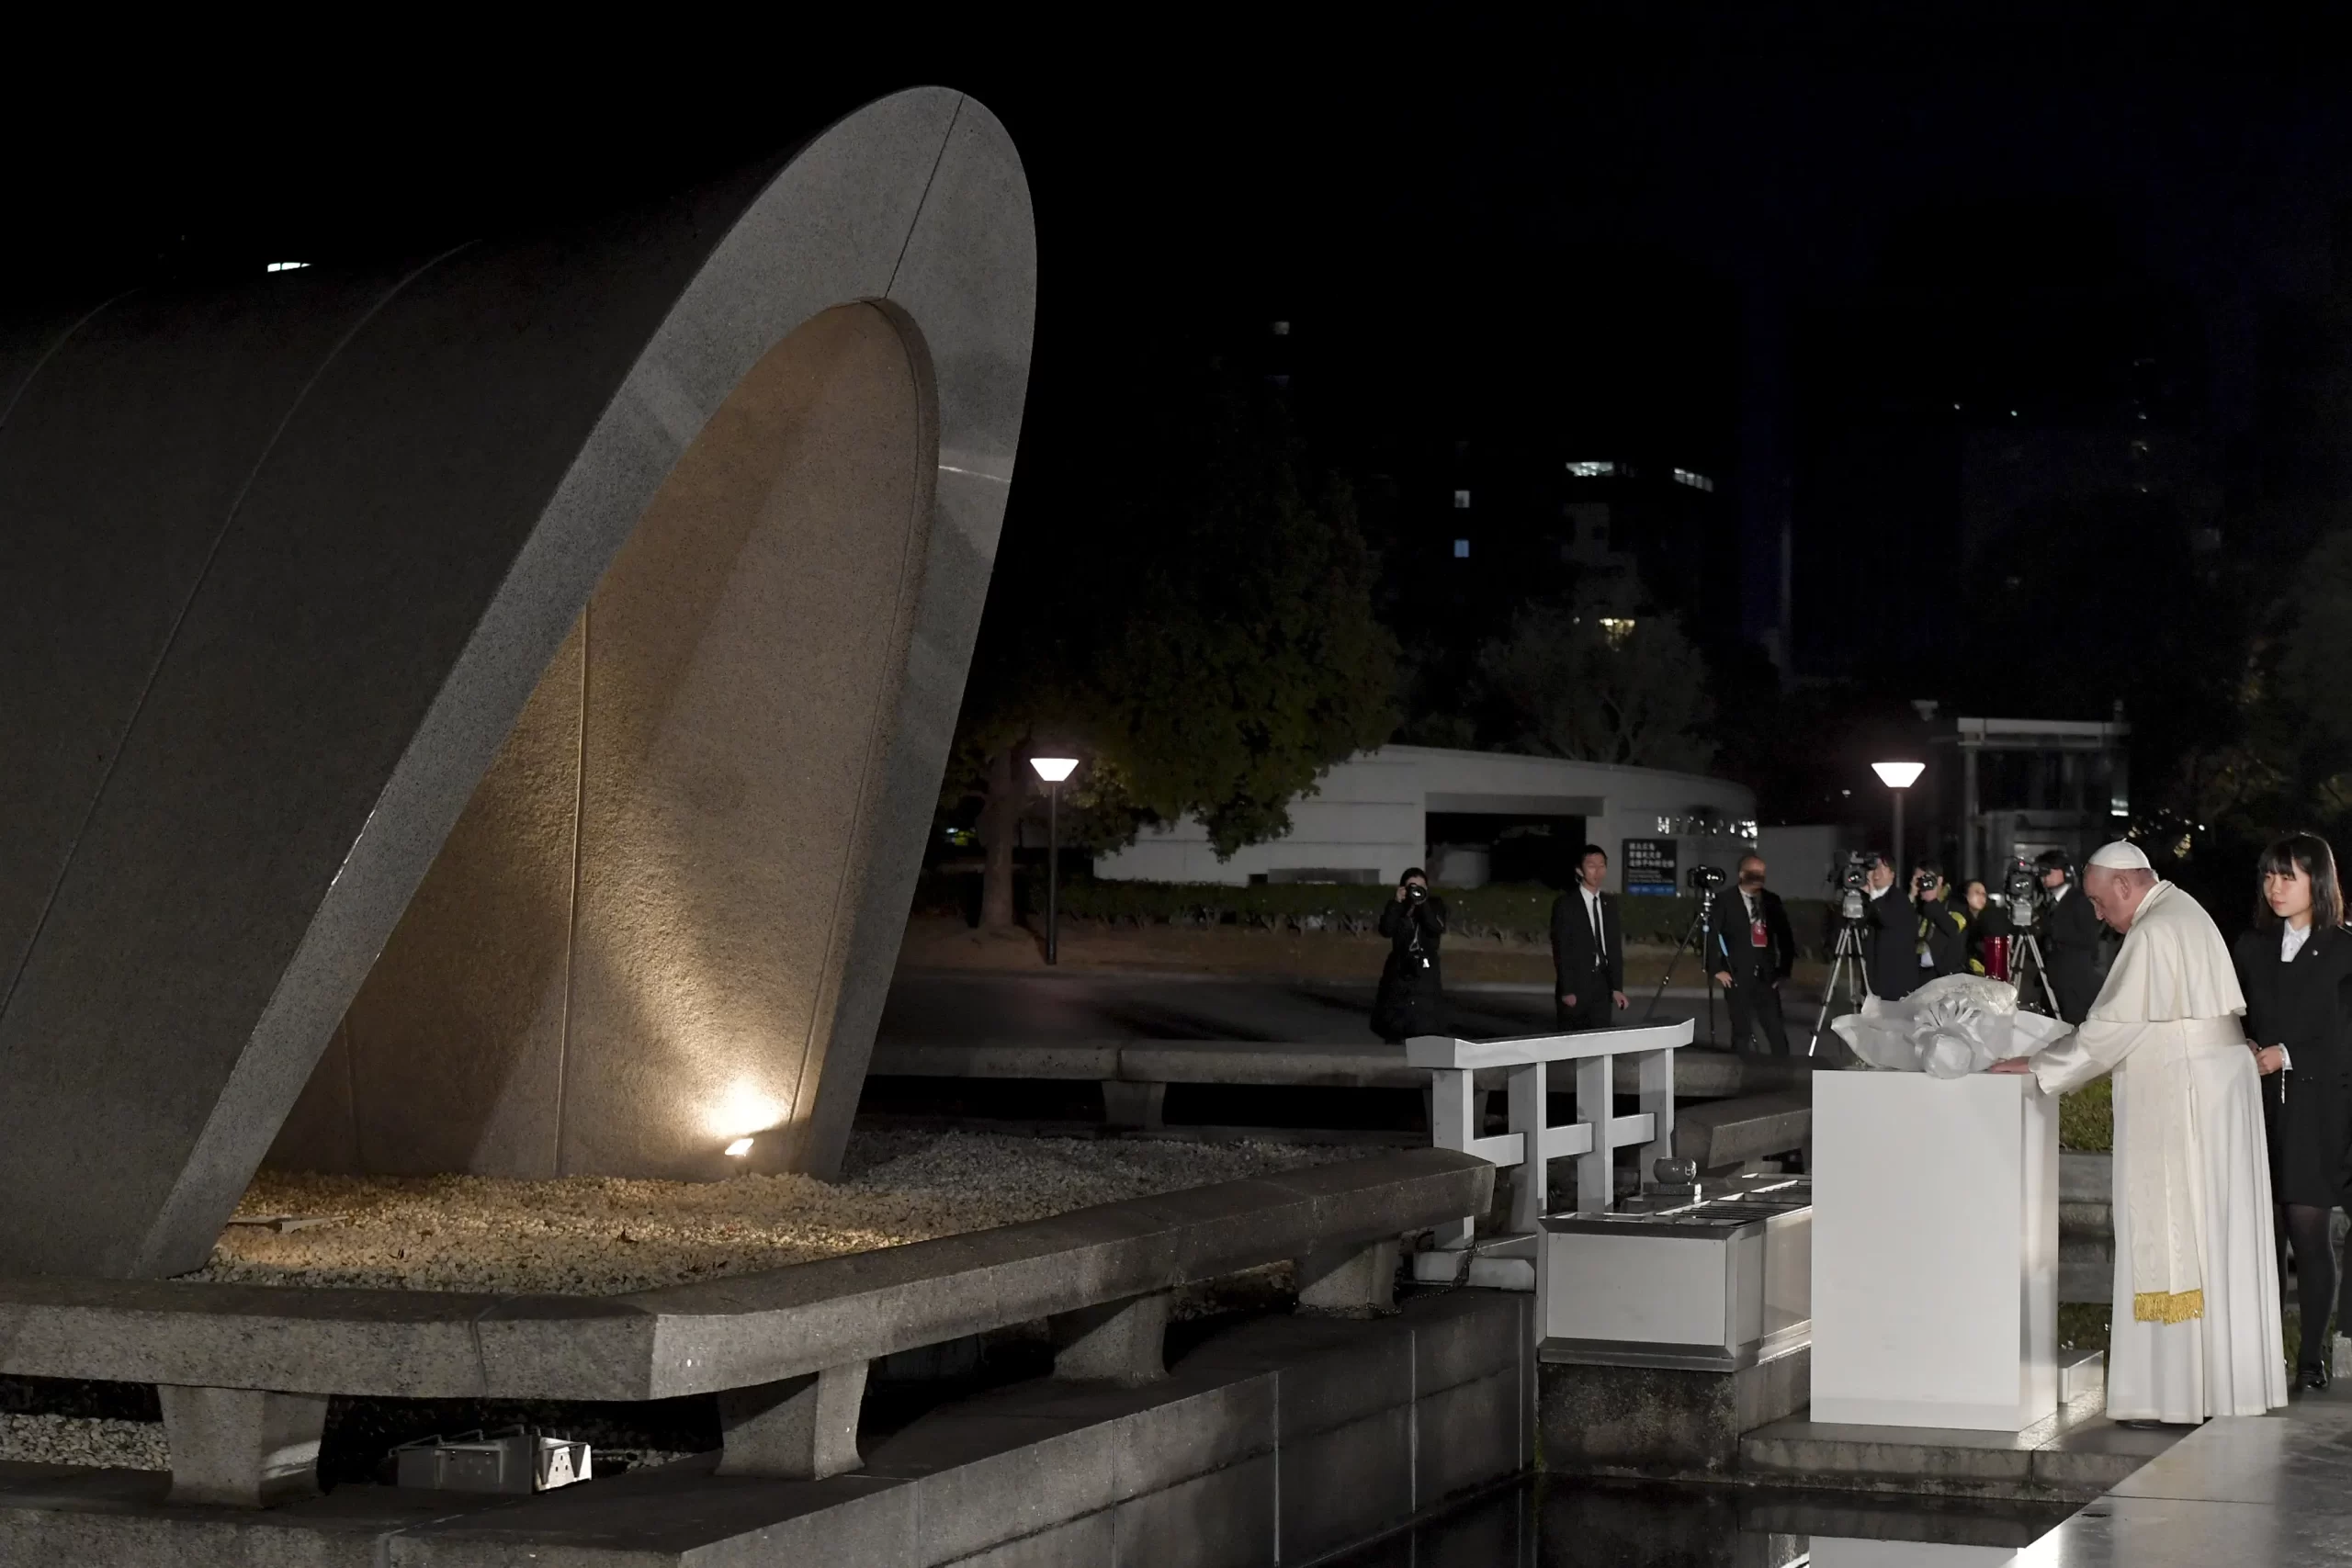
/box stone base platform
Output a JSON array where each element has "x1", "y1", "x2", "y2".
[
  {"x1": 1741, "y1": 1385, "x2": 2185, "y2": 1502},
  {"x1": 0, "y1": 1291, "x2": 1532, "y2": 1567},
  {"x1": 1539, "y1": 1342, "x2": 1812, "y2": 1478}
]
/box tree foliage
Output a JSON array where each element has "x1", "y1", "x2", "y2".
[
  {"x1": 1473, "y1": 591, "x2": 1715, "y2": 773},
  {"x1": 943, "y1": 355, "x2": 1396, "y2": 920}
]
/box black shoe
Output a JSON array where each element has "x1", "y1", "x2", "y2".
[{"x1": 2298, "y1": 1362, "x2": 2332, "y2": 1392}]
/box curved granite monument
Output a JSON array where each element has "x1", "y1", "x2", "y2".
[{"x1": 0, "y1": 88, "x2": 1035, "y2": 1277}]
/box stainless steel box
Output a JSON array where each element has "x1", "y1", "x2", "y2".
[
  {"x1": 393, "y1": 1428, "x2": 593, "y2": 1494},
  {"x1": 1537, "y1": 1177, "x2": 1811, "y2": 1371}
]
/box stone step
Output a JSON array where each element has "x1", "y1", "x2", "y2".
[{"x1": 1739, "y1": 1389, "x2": 2181, "y2": 1501}]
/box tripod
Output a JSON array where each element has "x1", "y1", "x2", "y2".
[
  {"x1": 1806, "y1": 916, "x2": 1873, "y2": 1056},
  {"x1": 1644, "y1": 887, "x2": 1723, "y2": 1046},
  {"x1": 2006, "y1": 923, "x2": 2063, "y2": 1016}
]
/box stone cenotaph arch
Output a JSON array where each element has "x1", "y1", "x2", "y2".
[{"x1": 0, "y1": 88, "x2": 1035, "y2": 1278}]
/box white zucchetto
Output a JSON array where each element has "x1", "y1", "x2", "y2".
[{"x1": 2088, "y1": 840, "x2": 2154, "y2": 872}]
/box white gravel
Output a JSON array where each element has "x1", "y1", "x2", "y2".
[{"x1": 196, "y1": 1131, "x2": 1357, "y2": 1295}]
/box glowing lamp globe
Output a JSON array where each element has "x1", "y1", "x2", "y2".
[
  {"x1": 1030, "y1": 756, "x2": 1079, "y2": 783},
  {"x1": 1871, "y1": 761, "x2": 1926, "y2": 790}
]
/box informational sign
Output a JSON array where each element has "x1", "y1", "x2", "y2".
[{"x1": 1622, "y1": 837, "x2": 1678, "y2": 897}]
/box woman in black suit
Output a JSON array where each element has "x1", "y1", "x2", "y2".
[{"x1": 2232, "y1": 832, "x2": 2352, "y2": 1390}]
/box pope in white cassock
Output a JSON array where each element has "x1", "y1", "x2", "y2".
[{"x1": 1992, "y1": 840, "x2": 2287, "y2": 1422}]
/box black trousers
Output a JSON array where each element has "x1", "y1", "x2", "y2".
[
  {"x1": 1726, "y1": 972, "x2": 1792, "y2": 1055},
  {"x1": 1555, "y1": 979, "x2": 1613, "y2": 1032}
]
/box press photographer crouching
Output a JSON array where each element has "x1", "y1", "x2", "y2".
[
  {"x1": 1371, "y1": 867, "x2": 1449, "y2": 1043},
  {"x1": 1711, "y1": 852, "x2": 1797, "y2": 1055}
]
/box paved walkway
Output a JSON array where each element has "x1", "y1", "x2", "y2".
[
  {"x1": 2013, "y1": 1388, "x2": 2352, "y2": 1562},
  {"x1": 881, "y1": 970, "x2": 1738, "y2": 1046}
]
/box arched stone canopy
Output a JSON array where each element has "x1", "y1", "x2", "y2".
[{"x1": 0, "y1": 88, "x2": 1035, "y2": 1277}]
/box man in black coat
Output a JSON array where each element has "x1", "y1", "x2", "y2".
[
  {"x1": 1711, "y1": 852, "x2": 1797, "y2": 1054},
  {"x1": 2034, "y1": 852, "x2": 2109, "y2": 1024},
  {"x1": 1862, "y1": 852, "x2": 1920, "y2": 1000},
  {"x1": 1551, "y1": 843, "x2": 1627, "y2": 1031}
]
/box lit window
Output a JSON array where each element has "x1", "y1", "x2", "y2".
[
  {"x1": 1671, "y1": 468, "x2": 1714, "y2": 492},
  {"x1": 1453, "y1": 538, "x2": 1470, "y2": 558},
  {"x1": 1598, "y1": 616, "x2": 1635, "y2": 647},
  {"x1": 1566, "y1": 460, "x2": 1616, "y2": 478},
  {"x1": 1271, "y1": 321, "x2": 1291, "y2": 336},
  {"x1": 1453, "y1": 490, "x2": 1471, "y2": 509},
  {"x1": 266, "y1": 262, "x2": 311, "y2": 274}
]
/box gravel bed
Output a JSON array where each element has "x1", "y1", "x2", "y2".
[
  {"x1": 0, "y1": 1413, "x2": 167, "y2": 1470},
  {"x1": 0, "y1": 1134, "x2": 1354, "y2": 1471},
  {"x1": 198, "y1": 1131, "x2": 1357, "y2": 1295}
]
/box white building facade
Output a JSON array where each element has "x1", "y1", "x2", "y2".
[{"x1": 1091, "y1": 745, "x2": 1760, "y2": 896}]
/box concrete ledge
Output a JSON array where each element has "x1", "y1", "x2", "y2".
[
  {"x1": 1674, "y1": 1089, "x2": 1811, "y2": 1171},
  {"x1": 1739, "y1": 1390, "x2": 2184, "y2": 1501},
  {"x1": 867, "y1": 1040, "x2": 1819, "y2": 1102},
  {"x1": 0, "y1": 1292, "x2": 1532, "y2": 1567},
  {"x1": 0, "y1": 1150, "x2": 1487, "y2": 1403}
]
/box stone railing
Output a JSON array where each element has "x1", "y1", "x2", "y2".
[
  {"x1": 0, "y1": 1148, "x2": 1489, "y2": 1507},
  {"x1": 1410, "y1": 1021, "x2": 1692, "y2": 1241}
]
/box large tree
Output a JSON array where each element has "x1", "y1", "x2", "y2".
[
  {"x1": 945, "y1": 356, "x2": 1396, "y2": 927},
  {"x1": 1474, "y1": 591, "x2": 1716, "y2": 773}
]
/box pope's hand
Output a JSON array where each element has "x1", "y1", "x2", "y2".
[{"x1": 1987, "y1": 1056, "x2": 2034, "y2": 1075}]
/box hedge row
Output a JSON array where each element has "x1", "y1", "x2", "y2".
[{"x1": 919, "y1": 871, "x2": 1837, "y2": 956}]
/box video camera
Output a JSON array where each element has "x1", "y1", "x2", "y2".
[
  {"x1": 1687, "y1": 864, "x2": 1726, "y2": 894},
  {"x1": 2003, "y1": 856, "x2": 2041, "y2": 923},
  {"x1": 1830, "y1": 850, "x2": 1872, "y2": 921}
]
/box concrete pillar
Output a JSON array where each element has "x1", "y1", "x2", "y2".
[
  {"x1": 1049, "y1": 1291, "x2": 1170, "y2": 1384},
  {"x1": 716, "y1": 1362, "x2": 868, "y2": 1481},
  {"x1": 1295, "y1": 1238, "x2": 1400, "y2": 1316},
  {"x1": 1101, "y1": 1081, "x2": 1168, "y2": 1132},
  {"x1": 158, "y1": 1386, "x2": 330, "y2": 1508}
]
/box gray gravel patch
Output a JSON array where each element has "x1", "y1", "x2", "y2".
[{"x1": 0, "y1": 1413, "x2": 166, "y2": 1470}]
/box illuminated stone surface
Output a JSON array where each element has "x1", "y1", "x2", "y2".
[{"x1": 0, "y1": 88, "x2": 1035, "y2": 1275}]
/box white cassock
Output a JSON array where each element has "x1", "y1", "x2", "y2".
[{"x1": 2025, "y1": 880, "x2": 2286, "y2": 1421}]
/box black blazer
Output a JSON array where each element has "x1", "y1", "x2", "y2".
[
  {"x1": 1551, "y1": 886, "x2": 1623, "y2": 995},
  {"x1": 2041, "y1": 886, "x2": 2108, "y2": 1024},
  {"x1": 1713, "y1": 886, "x2": 1796, "y2": 983},
  {"x1": 1864, "y1": 886, "x2": 1918, "y2": 999}
]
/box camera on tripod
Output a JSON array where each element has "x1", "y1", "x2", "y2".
[
  {"x1": 1687, "y1": 864, "x2": 1726, "y2": 895},
  {"x1": 1830, "y1": 850, "x2": 1872, "y2": 920},
  {"x1": 2002, "y1": 857, "x2": 2041, "y2": 923}
]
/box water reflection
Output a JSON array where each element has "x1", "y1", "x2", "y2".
[{"x1": 1326, "y1": 1478, "x2": 2075, "y2": 1566}]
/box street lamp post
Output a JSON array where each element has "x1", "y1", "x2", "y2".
[
  {"x1": 1030, "y1": 756, "x2": 1080, "y2": 965},
  {"x1": 1871, "y1": 761, "x2": 1926, "y2": 872}
]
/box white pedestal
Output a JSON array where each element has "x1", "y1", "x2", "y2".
[{"x1": 1811, "y1": 1072, "x2": 2058, "y2": 1431}]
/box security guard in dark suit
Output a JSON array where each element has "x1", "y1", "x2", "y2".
[
  {"x1": 1711, "y1": 852, "x2": 1798, "y2": 1054},
  {"x1": 2034, "y1": 851, "x2": 2110, "y2": 1024}
]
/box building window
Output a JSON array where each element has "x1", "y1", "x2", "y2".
[
  {"x1": 1453, "y1": 538, "x2": 1470, "y2": 558},
  {"x1": 1566, "y1": 460, "x2": 1616, "y2": 478},
  {"x1": 266, "y1": 262, "x2": 311, "y2": 273},
  {"x1": 1271, "y1": 321, "x2": 1291, "y2": 336},
  {"x1": 1453, "y1": 490, "x2": 1471, "y2": 509},
  {"x1": 1671, "y1": 468, "x2": 1715, "y2": 492}
]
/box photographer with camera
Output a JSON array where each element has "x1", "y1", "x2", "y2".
[
  {"x1": 1371, "y1": 867, "x2": 1448, "y2": 1043},
  {"x1": 2033, "y1": 850, "x2": 2109, "y2": 1024},
  {"x1": 1711, "y1": 853, "x2": 1797, "y2": 1055},
  {"x1": 1551, "y1": 844, "x2": 1628, "y2": 1030},
  {"x1": 1861, "y1": 852, "x2": 1921, "y2": 999},
  {"x1": 1912, "y1": 860, "x2": 1970, "y2": 980}
]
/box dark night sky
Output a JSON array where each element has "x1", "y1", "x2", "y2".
[{"x1": 16, "y1": 18, "x2": 2352, "y2": 647}]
